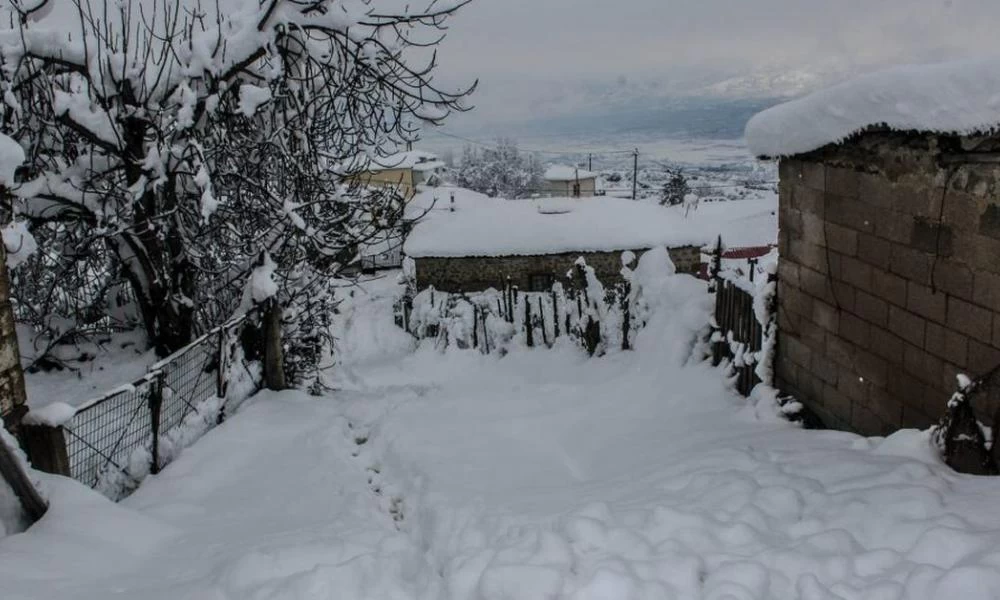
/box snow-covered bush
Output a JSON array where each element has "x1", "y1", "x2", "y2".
[{"x1": 453, "y1": 139, "x2": 545, "y2": 199}]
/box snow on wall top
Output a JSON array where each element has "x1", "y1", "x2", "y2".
[
  {"x1": 544, "y1": 165, "x2": 597, "y2": 181},
  {"x1": 404, "y1": 193, "x2": 715, "y2": 258},
  {"x1": 745, "y1": 58, "x2": 1000, "y2": 158}
]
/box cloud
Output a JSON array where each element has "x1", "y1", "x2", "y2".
[{"x1": 433, "y1": 0, "x2": 1000, "y2": 123}]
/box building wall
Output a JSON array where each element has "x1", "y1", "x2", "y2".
[
  {"x1": 775, "y1": 131, "x2": 1000, "y2": 435},
  {"x1": 543, "y1": 178, "x2": 597, "y2": 198},
  {"x1": 0, "y1": 242, "x2": 27, "y2": 431},
  {"x1": 347, "y1": 168, "x2": 416, "y2": 199},
  {"x1": 414, "y1": 246, "x2": 702, "y2": 293}
]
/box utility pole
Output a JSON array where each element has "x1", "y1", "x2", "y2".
[
  {"x1": 632, "y1": 149, "x2": 639, "y2": 201},
  {"x1": 588, "y1": 153, "x2": 592, "y2": 172}
]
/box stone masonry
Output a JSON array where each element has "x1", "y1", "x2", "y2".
[
  {"x1": 415, "y1": 246, "x2": 702, "y2": 293},
  {"x1": 0, "y1": 241, "x2": 27, "y2": 432},
  {"x1": 776, "y1": 131, "x2": 1000, "y2": 435}
]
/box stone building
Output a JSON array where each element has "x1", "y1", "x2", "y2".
[
  {"x1": 404, "y1": 194, "x2": 712, "y2": 293},
  {"x1": 542, "y1": 165, "x2": 598, "y2": 198},
  {"x1": 746, "y1": 60, "x2": 1000, "y2": 435}
]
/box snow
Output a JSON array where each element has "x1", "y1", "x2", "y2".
[
  {"x1": 21, "y1": 401, "x2": 76, "y2": 427},
  {"x1": 248, "y1": 253, "x2": 279, "y2": 303},
  {"x1": 544, "y1": 165, "x2": 597, "y2": 181},
  {"x1": 20, "y1": 328, "x2": 156, "y2": 409},
  {"x1": 745, "y1": 57, "x2": 1000, "y2": 158},
  {"x1": 237, "y1": 84, "x2": 272, "y2": 117},
  {"x1": 8, "y1": 272, "x2": 1000, "y2": 598},
  {"x1": 404, "y1": 193, "x2": 717, "y2": 258},
  {"x1": 666, "y1": 195, "x2": 777, "y2": 249},
  {"x1": 350, "y1": 150, "x2": 443, "y2": 173},
  {"x1": 2, "y1": 220, "x2": 36, "y2": 268},
  {"x1": 0, "y1": 132, "x2": 23, "y2": 185}
]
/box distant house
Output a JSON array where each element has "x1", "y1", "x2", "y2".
[
  {"x1": 345, "y1": 150, "x2": 446, "y2": 200},
  {"x1": 403, "y1": 195, "x2": 710, "y2": 292},
  {"x1": 543, "y1": 165, "x2": 598, "y2": 198},
  {"x1": 745, "y1": 59, "x2": 1000, "y2": 436}
]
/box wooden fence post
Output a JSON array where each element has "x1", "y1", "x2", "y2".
[
  {"x1": 551, "y1": 288, "x2": 560, "y2": 338},
  {"x1": 525, "y1": 300, "x2": 534, "y2": 348},
  {"x1": 538, "y1": 297, "x2": 549, "y2": 347},
  {"x1": 216, "y1": 327, "x2": 228, "y2": 400},
  {"x1": 263, "y1": 298, "x2": 287, "y2": 391},
  {"x1": 472, "y1": 304, "x2": 479, "y2": 349},
  {"x1": 0, "y1": 433, "x2": 46, "y2": 521},
  {"x1": 19, "y1": 425, "x2": 70, "y2": 477},
  {"x1": 621, "y1": 283, "x2": 632, "y2": 351}
]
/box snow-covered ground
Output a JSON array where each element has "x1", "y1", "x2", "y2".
[
  {"x1": 4, "y1": 271, "x2": 1000, "y2": 599},
  {"x1": 19, "y1": 328, "x2": 157, "y2": 409}
]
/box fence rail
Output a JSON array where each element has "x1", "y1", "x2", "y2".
[{"x1": 48, "y1": 308, "x2": 264, "y2": 499}]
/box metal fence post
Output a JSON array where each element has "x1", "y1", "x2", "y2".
[{"x1": 148, "y1": 373, "x2": 163, "y2": 475}]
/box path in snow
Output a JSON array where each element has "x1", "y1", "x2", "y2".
[{"x1": 3, "y1": 273, "x2": 1000, "y2": 599}]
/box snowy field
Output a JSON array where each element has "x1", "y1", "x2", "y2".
[{"x1": 4, "y1": 271, "x2": 1000, "y2": 599}]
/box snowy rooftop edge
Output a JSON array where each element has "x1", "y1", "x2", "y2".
[
  {"x1": 744, "y1": 58, "x2": 1000, "y2": 158},
  {"x1": 403, "y1": 196, "x2": 716, "y2": 258},
  {"x1": 544, "y1": 165, "x2": 598, "y2": 181}
]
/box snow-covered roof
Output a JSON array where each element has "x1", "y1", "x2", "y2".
[
  {"x1": 745, "y1": 58, "x2": 1000, "y2": 158},
  {"x1": 404, "y1": 194, "x2": 716, "y2": 258},
  {"x1": 544, "y1": 165, "x2": 597, "y2": 181},
  {"x1": 340, "y1": 150, "x2": 442, "y2": 174},
  {"x1": 412, "y1": 160, "x2": 446, "y2": 173}
]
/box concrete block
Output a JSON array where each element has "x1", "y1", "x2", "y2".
[
  {"x1": 906, "y1": 281, "x2": 947, "y2": 324},
  {"x1": 888, "y1": 305, "x2": 926, "y2": 347}
]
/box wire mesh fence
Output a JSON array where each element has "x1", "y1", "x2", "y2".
[{"x1": 60, "y1": 309, "x2": 263, "y2": 499}]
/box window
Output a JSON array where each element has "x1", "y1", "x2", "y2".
[{"x1": 529, "y1": 273, "x2": 554, "y2": 292}]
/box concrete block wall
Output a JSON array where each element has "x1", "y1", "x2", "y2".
[
  {"x1": 415, "y1": 246, "x2": 702, "y2": 294},
  {"x1": 775, "y1": 132, "x2": 1000, "y2": 435}
]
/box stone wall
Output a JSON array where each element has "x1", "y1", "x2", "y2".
[
  {"x1": 415, "y1": 246, "x2": 702, "y2": 293},
  {"x1": 776, "y1": 131, "x2": 1000, "y2": 435},
  {"x1": 0, "y1": 242, "x2": 27, "y2": 432}
]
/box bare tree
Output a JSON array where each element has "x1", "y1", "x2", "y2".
[{"x1": 0, "y1": 0, "x2": 474, "y2": 361}]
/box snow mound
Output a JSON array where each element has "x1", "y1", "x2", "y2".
[{"x1": 745, "y1": 57, "x2": 1000, "y2": 158}]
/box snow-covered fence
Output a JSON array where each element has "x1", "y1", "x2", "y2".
[
  {"x1": 708, "y1": 240, "x2": 777, "y2": 397},
  {"x1": 398, "y1": 252, "x2": 669, "y2": 356},
  {"x1": 20, "y1": 307, "x2": 271, "y2": 500}
]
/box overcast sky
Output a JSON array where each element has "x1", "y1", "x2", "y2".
[{"x1": 433, "y1": 0, "x2": 1000, "y2": 124}]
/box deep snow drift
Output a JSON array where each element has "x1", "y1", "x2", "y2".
[{"x1": 3, "y1": 270, "x2": 1000, "y2": 599}]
